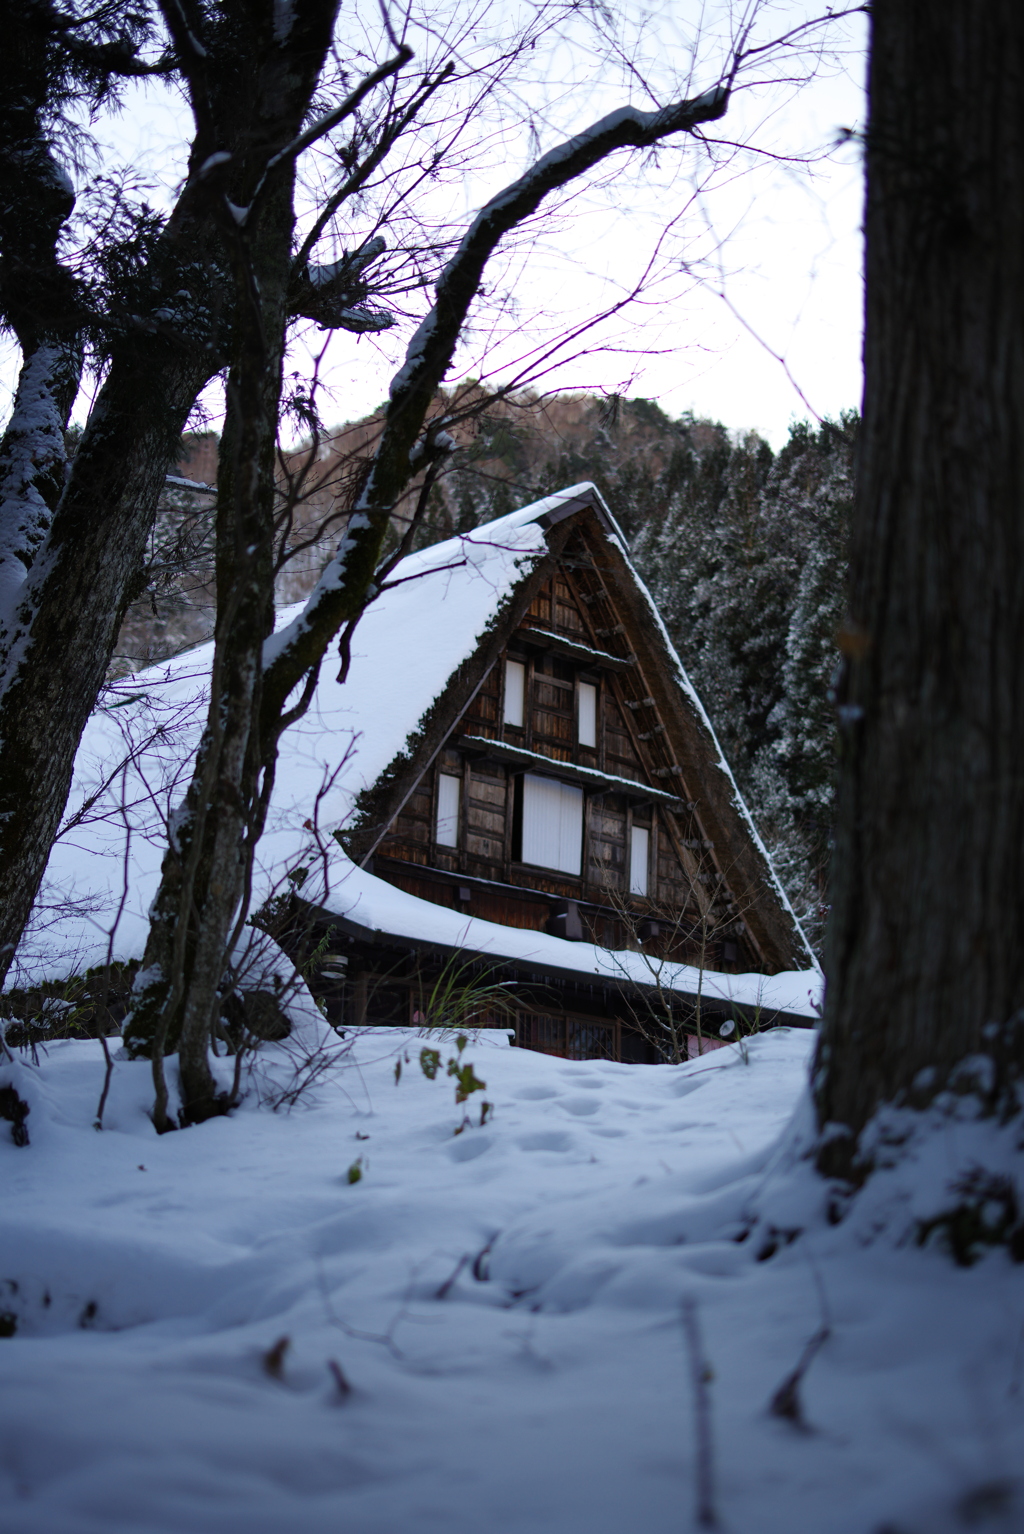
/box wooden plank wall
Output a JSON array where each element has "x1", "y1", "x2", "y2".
[{"x1": 370, "y1": 558, "x2": 757, "y2": 972}]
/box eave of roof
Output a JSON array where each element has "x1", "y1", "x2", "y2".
[{"x1": 313, "y1": 858, "x2": 823, "y2": 1023}]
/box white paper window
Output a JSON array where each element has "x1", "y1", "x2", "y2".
[
  {"x1": 503, "y1": 659, "x2": 525, "y2": 727},
  {"x1": 521, "y1": 774, "x2": 583, "y2": 875},
  {"x1": 436, "y1": 773, "x2": 461, "y2": 847},
  {"x1": 630, "y1": 824, "x2": 650, "y2": 896},
  {"x1": 578, "y1": 682, "x2": 597, "y2": 748}
]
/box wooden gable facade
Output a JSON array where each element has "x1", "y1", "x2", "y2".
[
  {"x1": 300, "y1": 488, "x2": 815, "y2": 1062},
  {"x1": 347, "y1": 490, "x2": 808, "y2": 972},
  {"x1": 373, "y1": 587, "x2": 756, "y2": 968}
]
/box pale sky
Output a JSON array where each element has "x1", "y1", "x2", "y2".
[{"x1": 2, "y1": 1, "x2": 867, "y2": 453}]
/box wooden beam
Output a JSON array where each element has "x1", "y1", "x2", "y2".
[
  {"x1": 512, "y1": 627, "x2": 636, "y2": 672},
  {"x1": 457, "y1": 734, "x2": 684, "y2": 807}
]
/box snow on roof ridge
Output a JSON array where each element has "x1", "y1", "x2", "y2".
[
  {"x1": 137, "y1": 482, "x2": 609, "y2": 677},
  {"x1": 373, "y1": 481, "x2": 604, "y2": 588}
]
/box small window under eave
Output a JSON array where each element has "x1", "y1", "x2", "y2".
[
  {"x1": 436, "y1": 773, "x2": 461, "y2": 847},
  {"x1": 504, "y1": 659, "x2": 526, "y2": 728},
  {"x1": 629, "y1": 824, "x2": 650, "y2": 896},
  {"x1": 578, "y1": 681, "x2": 597, "y2": 748}
]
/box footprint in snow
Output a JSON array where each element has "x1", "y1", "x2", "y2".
[
  {"x1": 558, "y1": 1097, "x2": 601, "y2": 1117},
  {"x1": 447, "y1": 1135, "x2": 493, "y2": 1163},
  {"x1": 512, "y1": 1086, "x2": 561, "y2": 1101},
  {"x1": 516, "y1": 1131, "x2": 574, "y2": 1153},
  {"x1": 670, "y1": 1078, "x2": 705, "y2": 1099}
]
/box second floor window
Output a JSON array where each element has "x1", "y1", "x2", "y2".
[
  {"x1": 630, "y1": 824, "x2": 650, "y2": 896},
  {"x1": 503, "y1": 659, "x2": 526, "y2": 727},
  {"x1": 578, "y1": 681, "x2": 597, "y2": 748},
  {"x1": 436, "y1": 773, "x2": 461, "y2": 847}
]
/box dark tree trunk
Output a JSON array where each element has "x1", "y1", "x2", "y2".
[
  {"x1": 120, "y1": 46, "x2": 730, "y2": 1124},
  {"x1": 0, "y1": 7, "x2": 234, "y2": 985},
  {"x1": 131, "y1": 194, "x2": 292, "y2": 1126},
  {"x1": 125, "y1": 0, "x2": 345, "y2": 1126},
  {"x1": 0, "y1": 0, "x2": 336, "y2": 991},
  {"x1": 815, "y1": 1, "x2": 1024, "y2": 1173},
  {"x1": 0, "y1": 343, "x2": 217, "y2": 981},
  {"x1": 0, "y1": 332, "x2": 219, "y2": 980}
]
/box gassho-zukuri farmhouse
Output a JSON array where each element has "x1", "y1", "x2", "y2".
[{"x1": 30, "y1": 483, "x2": 822, "y2": 1060}]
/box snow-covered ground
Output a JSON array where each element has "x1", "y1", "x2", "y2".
[{"x1": 3, "y1": 1026, "x2": 1023, "y2": 1533}]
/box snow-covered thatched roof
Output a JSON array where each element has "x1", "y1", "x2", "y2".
[{"x1": 21, "y1": 485, "x2": 821, "y2": 1018}]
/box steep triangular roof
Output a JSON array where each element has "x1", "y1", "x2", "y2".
[
  {"x1": 325, "y1": 482, "x2": 815, "y2": 974},
  {"x1": 22, "y1": 483, "x2": 817, "y2": 1001}
]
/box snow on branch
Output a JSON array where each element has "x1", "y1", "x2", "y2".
[
  {"x1": 256, "y1": 45, "x2": 413, "y2": 192},
  {"x1": 260, "y1": 78, "x2": 730, "y2": 733},
  {"x1": 0, "y1": 343, "x2": 81, "y2": 644},
  {"x1": 291, "y1": 236, "x2": 395, "y2": 333},
  {"x1": 386, "y1": 85, "x2": 730, "y2": 407}
]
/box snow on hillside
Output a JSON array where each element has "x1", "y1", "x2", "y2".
[{"x1": 2, "y1": 1026, "x2": 1022, "y2": 1533}]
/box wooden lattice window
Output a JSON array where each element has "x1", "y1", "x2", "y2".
[
  {"x1": 567, "y1": 1017, "x2": 619, "y2": 1061},
  {"x1": 516, "y1": 1011, "x2": 620, "y2": 1061},
  {"x1": 516, "y1": 1012, "x2": 567, "y2": 1056}
]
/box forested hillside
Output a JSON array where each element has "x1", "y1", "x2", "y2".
[
  {"x1": 635, "y1": 411, "x2": 855, "y2": 950},
  {"x1": 115, "y1": 396, "x2": 854, "y2": 948}
]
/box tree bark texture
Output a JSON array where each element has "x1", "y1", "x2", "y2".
[
  {"x1": 131, "y1": 202, "x2": 292, "y2": 1125},
  {"x1": 815, "y1": 1, "x2": 1024, "y2": 1171},
  {"x1": 0, "y1": 117, "x2": 83, "y2": 608},
  {"x1": 0, "y1": 3, "x2": 239, "y2": 983},
  {"x1": 0, "y1": 0, "x2": 346, "y2": 991},
  {"x1": 126, "y1": 0, "x2": 345, "y2": 1124},
  {"x1": 0, "y1": 343, "x2": 217, "y2": 980}
]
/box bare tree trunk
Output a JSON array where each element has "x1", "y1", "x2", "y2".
[
  {"x1": 0, "y1": 0, "x2": 350, "y2": 992},
  {"x1": 0, "y1": 345, "x2": 216, "y2": 981},
  {"x1": 126, "y1": 70, "x2": 733, "y2": 1125},
  {"x1": 130, "y1": 197, "x2": 291, "y2": 1125},
  {"x1": 0, "y1": 76, "x2": 222, "y2": 984},
  {"x1": 0, "y1": 33, "x2": 84, "y2": 601},
  {"x1": 0, "y1": 137, "x2": 83, "y2": 601},
  {"x1": 0, "y1": 336, "x2": 81, "y2": 600},
  {"x1": 815, "y1": 0, "x2": 1024, "y2": 1175},
  {"x1": 0, "y1": 4, "x2": 255, "y2": 985},
  {"x1": 123, "y1": 31, "x2": 737, "y2": 1125},
  {"x1": 124, "y1": 0, "x2": 349, "y2": 1125}
]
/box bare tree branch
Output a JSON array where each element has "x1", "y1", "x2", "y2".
[{"x1": 261, "y1": 79, "x2": 732, "y2": 731}]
